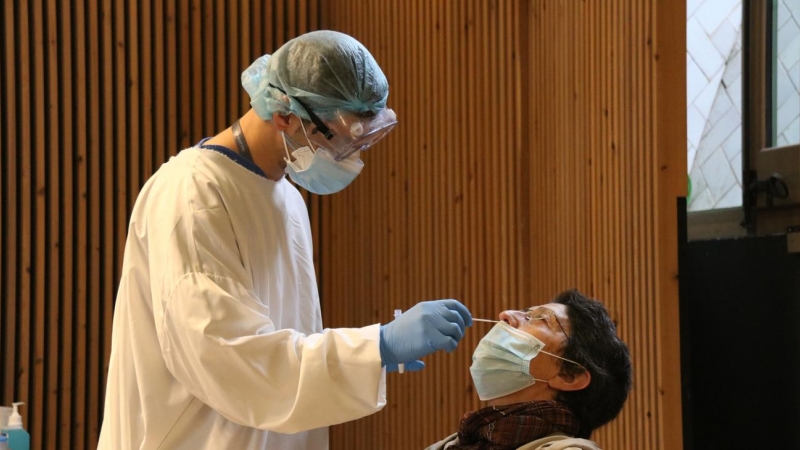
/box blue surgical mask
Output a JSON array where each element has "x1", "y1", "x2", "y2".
[
  {"x1": 283, "y1": 121, "x2": 363, "y2": 195},
  {"x1": 469, "y1": 321, "x2": 579, "y2": 401}
]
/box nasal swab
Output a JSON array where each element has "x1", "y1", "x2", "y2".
[
  {"x1": 472, "y1": 318, "x2": 500, "y2": 323},
  {"x1": 394, "y1": 309, "x2": 404, "y2": 373}
]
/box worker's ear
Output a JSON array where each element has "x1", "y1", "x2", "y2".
[
  {"x1": 272, "y1": 113, "x2": 294, "y2": 132},
  {"x1": 549, "y1": 369, "x2": 591, "y2": 392},
  {"x1": 272, "y1": 113, "x2": 304, "y2": 137}
]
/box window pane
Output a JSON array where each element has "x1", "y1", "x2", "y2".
[
  {"x1": 687, "y1": 0, "x2": 744, "y2": 211},
  {"x1": 773, "y1": 0, "x2": 800, "y2": 147}
]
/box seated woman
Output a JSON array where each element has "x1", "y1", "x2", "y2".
[{"x1": 427, "y1": 290, "x2": 632, "y2": 450}]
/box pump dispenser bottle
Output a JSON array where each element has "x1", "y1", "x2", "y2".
[{"x1": 0, "y1": 403, "x2": 29, "y2": 450}]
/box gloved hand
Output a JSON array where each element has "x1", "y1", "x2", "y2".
[{"x1": 379, "y1": 299, "x2": 472, "y2": 367}]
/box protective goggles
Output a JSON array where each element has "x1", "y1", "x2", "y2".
[
  {"x1": 307, "y1": 107, "x2": 397, "y2": 161},
  {"x1": 272, "y1": 85, "x2": 398, "y2": 161}
]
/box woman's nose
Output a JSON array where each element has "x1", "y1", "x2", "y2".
[{"x1": 498, "y1": 310, "x2": 523, "y2": 327}]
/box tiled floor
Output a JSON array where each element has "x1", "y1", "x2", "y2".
[{"x1": 687, "y1": 0, "x2": 800, "y2": 212}]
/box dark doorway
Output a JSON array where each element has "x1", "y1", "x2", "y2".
[{"x1": 680, "y1": 209, "x2": 800, "y2": 449}]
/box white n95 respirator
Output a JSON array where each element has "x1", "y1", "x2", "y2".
[{"x1": 282, "y1": 122, "x2": 363, "y2": 195}]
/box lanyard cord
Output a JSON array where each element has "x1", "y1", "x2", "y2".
[{"x1": 231, "y1": 120, "x2": 255, "y2": 163}]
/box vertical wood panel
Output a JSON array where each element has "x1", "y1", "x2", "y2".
[
  {"x1": 154, "y1": 0, "x2": 166, "y2": 164},
  {"x1": 128, "y1": 0, "x2": 141, "y2": 241},
  {"x1": 190, "y1": 0, "x2": 202, "y2": 142},
  {"x1": 0, "y1": 2, "x2": 5, "y2": 414},
  {"x1": 166, "y1": 1, "x2": 178, "y2": 157},
  {"x1": 93, "y1": 0, "x2": 110, "y2": 443},
  {"x1": 86, "y1": 0, "x2": 101, "y2": 445},
  {"x1": 214, "y1": 0, "x2": 225, "y2": 128},
  {"x1": 201, "y1": 1, "x2": 214, "y2": 133},
  {"x1": 323, "y1": 1, "x2": 684, "y2": 449},
  {"x1": 0, "y1": 2, "x2": 317, "y2": 448},
  {"x1": 239, "y1": 0, "x2": 251, "y2": 115},
  {"x1": 18, "y1": 1, "x2": 33, "y2": 441},
  {"x1": 1, "y1": 0, "x2": 16, "y2": 415},
  {"x1": 140, "y1": 0, "x2": 153, "y2": 185},
  {"x1": 73, "y1": 0, "x2": 88, "y2": 446},
  {"x1": 178, "y1": 0, "x2": 191, "y2": 150},
  {"x1": 44, "y1": 0, "x2": 60, "y2": 445},
  {"x1": 32, "y1": 0, "x2": 47, "y2": 443},
  {"x1": 58, "y1": 2, "x2": 75, "y2": 446},
  {"x1": 113, "y1": 0, "x2": 127, "y2": 290},
  {"x1": 654, "y1": 1, "x2": 686, "y2": 449}
]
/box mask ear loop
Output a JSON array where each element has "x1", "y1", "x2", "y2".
[
  {"x1": 538, "y1": 351, "x2": 588, "y2": 390},
  {"x1": 299, "y1": 119, "x2": 316, "y2": 153},
  {"x1": 282, "y1": 119, "x2": 318, "y2": 164},
  {"x1": 281, "y1": 132, "x2": 292, "y2": 162},
  {"x1": 539, "y1": 350, "x2": 585, "y2": 369}
]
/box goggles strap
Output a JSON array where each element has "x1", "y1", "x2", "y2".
[{"x1": 269, "y1": 84, "x2": 334, "y2": 140}]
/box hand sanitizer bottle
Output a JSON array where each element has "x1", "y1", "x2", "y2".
[{"x1": 0, "y1": 403, "x2": 29, "y2": 450}]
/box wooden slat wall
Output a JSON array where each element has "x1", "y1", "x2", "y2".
[
  {"x1": 0, "y1": 2, "x2": 318, "y2": 449},
  {"x1": 322, "y1": 1, "x2": 685, "y2": 449}
]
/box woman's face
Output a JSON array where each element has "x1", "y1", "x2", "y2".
[{"x1": 498, "y1": 303, "x2": 571, "y2": 377}]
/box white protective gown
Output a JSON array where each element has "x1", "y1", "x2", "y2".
[{"x1": 98, "y1": 146, "x2": 386, "y2": 450}]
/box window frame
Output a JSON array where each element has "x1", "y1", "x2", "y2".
[{"x1": 688, "y1": 0, "x2": 800, "y2": 241}]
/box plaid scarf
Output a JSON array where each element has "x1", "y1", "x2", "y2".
[{"x1": 448, "y1": 401, "x2": 580, "y2": 450}]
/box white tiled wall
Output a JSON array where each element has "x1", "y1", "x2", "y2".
[
  {"x1": 687, "y1": 0, "x2": 743, "y2": 211},
  {"x1": 776, "y1": 0, "x2": 800, "y2": 146},
  {"x1": 687, "y1": 0, "x2": 800, "y2": 212}
]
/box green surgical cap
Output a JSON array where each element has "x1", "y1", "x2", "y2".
[{"x1": 242, "y1": 30, "x2": 389, "y2": 121}]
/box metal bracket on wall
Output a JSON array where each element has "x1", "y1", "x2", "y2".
[
  {"x1": 748, "y1": 172, "x2": 790, "y2": 208},
  {"x1": 745, "y1": 145, "x2": 800, "y2": 235}
]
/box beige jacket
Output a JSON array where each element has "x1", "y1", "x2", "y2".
[{"x1": 426, "y1": 433, "x2": 602, "y2": 450}]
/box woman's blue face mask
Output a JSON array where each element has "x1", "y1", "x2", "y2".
[{"x1": 469, "y1": 321, "x2": 583, "y2": 401}]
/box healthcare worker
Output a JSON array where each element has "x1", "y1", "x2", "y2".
[{"x1": 98, "y1": 30, "x2": 472, "y2": 450}]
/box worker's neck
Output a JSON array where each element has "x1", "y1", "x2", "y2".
[
  {"x1": 486, "y1": 383, "x2": 557, "y2": 407},
  {"x1": 206, "y1": 109, "x2": 288, "y2": 181},
  {"x1": 239, "y1": 109, "x2": 289, "y2": 181}
]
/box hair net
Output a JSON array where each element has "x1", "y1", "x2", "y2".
[{"x1": 241, "y1": 30, "x2": 389, "y2": 121}]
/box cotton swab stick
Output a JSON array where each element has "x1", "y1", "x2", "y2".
[{"x1": 394, "y1": 309, "x2": 404, "y2": 373}]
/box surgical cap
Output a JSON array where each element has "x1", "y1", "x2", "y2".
[{"x1": 241, "y1": 30, "x2": 389, "y2": 121}]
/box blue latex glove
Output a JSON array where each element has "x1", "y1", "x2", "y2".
[{"x1": 379, "y1": 299, "x2": 473, "y2": 367}]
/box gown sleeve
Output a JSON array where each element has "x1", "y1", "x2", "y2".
[{"x1": 150, "y1": 187, "x2": 386, "y2": 433}]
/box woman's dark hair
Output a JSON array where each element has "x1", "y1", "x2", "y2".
[{"x1": 554, "y1": 289, "x2": 632, "y2": 438}]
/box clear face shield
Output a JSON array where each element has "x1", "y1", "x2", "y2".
[{"x1": 306, "y1": 108, "x2": 398, "y2": 161}]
